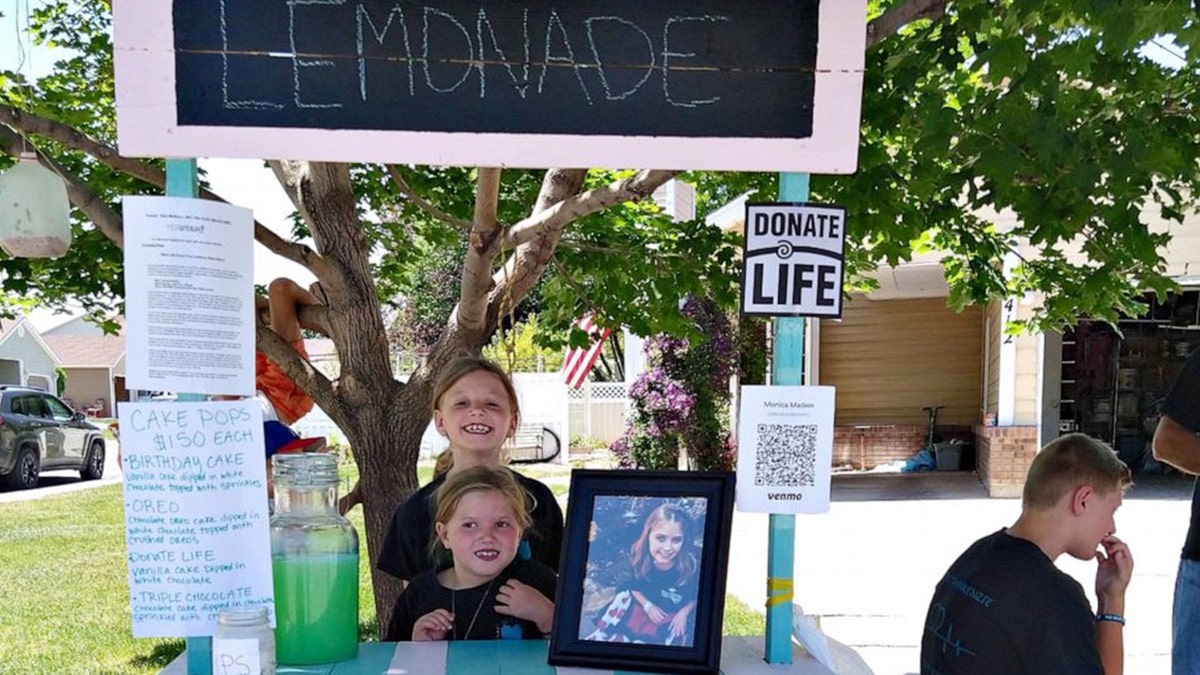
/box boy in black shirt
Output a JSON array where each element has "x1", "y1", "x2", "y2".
[{"x1": 920, "y1": 433, "x2": 1134, "y2": 674}]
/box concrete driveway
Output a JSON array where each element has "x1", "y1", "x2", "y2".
[
  {"x1": 0, "y1": 437, "x2": 123, "y2": 504},
  {"x1": 725, "y1": 471, "x2": 1193, "y2": 675}
]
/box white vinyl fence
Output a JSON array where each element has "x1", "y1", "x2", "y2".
[{"x1": 567, "y1": 381, "x2": 631, "y2": 446}]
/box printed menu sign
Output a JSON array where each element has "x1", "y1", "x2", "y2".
[
  {"x1": 120, "y1": 400, "x2": 273, "y2": 637},
  {"x1": 123, "y1": 195, "x2": 255, "y2": 396}
]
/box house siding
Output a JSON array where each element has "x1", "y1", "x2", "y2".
[
  {"x1": 820, "y1": 296, "x2": 984, "y2": 427},
  {"x1": 0, "y1": 327, "x2": 58, "y2": 390},
  {"x1": 1013, "y1": 300, "x2": 1040, "y2": 425}
]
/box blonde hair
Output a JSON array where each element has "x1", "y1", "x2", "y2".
[
  {"x1": 430, "y1": 356, "x2": 521, "y2": 476},
  {"x1": 1023, "y1": 433, "x2": 1132, "y2": 509},
  {"x1": 430, "y1": 466, "x2": 532, "y2": 558}
]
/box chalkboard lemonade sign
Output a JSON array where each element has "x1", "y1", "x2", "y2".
[{"x1": 114, "y1": 0, "x2": 868, "y2": 172}]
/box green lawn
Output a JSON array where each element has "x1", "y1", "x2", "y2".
[
  {"x1": 0, "y1": 485, "x2": 183, "y2": 675},
  {"x1": 0, "y1": 461, "x2": 762, "y2": 674}
]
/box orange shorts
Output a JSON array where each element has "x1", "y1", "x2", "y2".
[{"x1": 256, "y1": 339, "x2": 314, "y2": 425}]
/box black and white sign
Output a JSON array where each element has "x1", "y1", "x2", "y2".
[
  {"x1": 123, "y1": 196, "x2": 255, "y2": 396},
  {"x1": 741, "y1": 202, "x2": 847, "y2": 318}
]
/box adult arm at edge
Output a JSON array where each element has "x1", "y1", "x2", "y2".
[{"x1": 1152, "y1": 414, "x2": 1200, "y2": 475}]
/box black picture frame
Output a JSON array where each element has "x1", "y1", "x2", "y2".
[{"x1": 548, "y1": 469, "x2": 736, "y2": 675}]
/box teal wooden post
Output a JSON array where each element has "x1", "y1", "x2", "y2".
[
  {"x1": 165, "y1": 157, "x2": 212, "y2": 675},
  {"x1": 166, "y1": 159, "x2": 198, "y2": 198},
  {"x1": 764, "y1": 172, "x2": 809, "y2": 664}
]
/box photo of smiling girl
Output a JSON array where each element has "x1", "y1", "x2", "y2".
[{"x1": 583, "y1": 500, "x2": 703, "y2": 647}]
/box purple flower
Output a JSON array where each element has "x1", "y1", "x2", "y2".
[{"x1": 618, "y1": 295, "x2": 736, "y2": 471}]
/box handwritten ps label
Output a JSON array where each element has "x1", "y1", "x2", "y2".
[{"x1": 212, "y1": 638, "x2": 261, "y2": 675}]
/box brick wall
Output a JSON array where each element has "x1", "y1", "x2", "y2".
[
  {"x1": 833, "y1": 425, "x2": 974, "y2": 470},
  {"x1": 974, "y1": 426, "x2": 1040, "y2": 497}
]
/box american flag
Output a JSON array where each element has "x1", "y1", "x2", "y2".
[{"x1": 562, "y1": 314, "x2": 613, "y2": 389}]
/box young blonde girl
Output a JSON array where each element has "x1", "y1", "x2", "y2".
[
  {"x1": 378, "y1": 356, "x2": 564, "y2": 582},
  {"x1": 586, "y1": 503, "x2": 699, "y2": 646},
  {"x1": 387, "y1": 466, "x2": 557, "y2": 641}
]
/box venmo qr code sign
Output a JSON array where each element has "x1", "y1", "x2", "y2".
[{"x1": 736, "y1": 385, "x2": 835, "y2": 513}]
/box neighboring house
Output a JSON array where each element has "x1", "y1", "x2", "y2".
[
  {"x1": 43, "y1": 316, "x2": 126, "y2": 418},
  {"x1": 975, "y1": 205, "x2": 1200, "y2": 495},
  {"x1": 0, "y1": 317, "x2": 61, "y2": 393},
  {"x1": 710, "y1": 198, "x2": 1200, "y2": 497}
]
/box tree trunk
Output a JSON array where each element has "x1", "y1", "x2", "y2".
[{"x1": 352, "y1": 376, "x2": 433, "y2": 634}]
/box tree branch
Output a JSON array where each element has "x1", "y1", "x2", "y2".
[
  {"x1": 455, "y1": 168, "x2": 503, "y2": 335},
  {"x1": 486, "y1": 170, "x2": 677, "y2": 330},
  {"x1": 557, "y1": 239, "x2": 709, "y2": 257},
  {"x1": 0, "y1": 103, "x2": 161, "y2": 185},
  {"x1": 486, "y1": 169, "x2": 594, "y2": 323},
  {"x1": 0, "y1": 103, "x2": 319, "y2": 269},
  {"x1": 534, "y1": 169, "x2": 589, "y2": 214},
  {"x1": 271, "y1": 161, "x2": 392, "y2": 376},
  {"x1": 428, "y1": 169, "x2": 589, "y2": 358},
  {"x1": 503, "y1": 169, "x2": 679, "y2": 248},
  {"x1": 271, "y1": 161, "x2": 359, "y2": 286},
  {"x1": 473, "y1": 168, "x2": 502, "y2": 233},
  {"x1": 866, "y1": 0, "x2": 950, "y2": 50},
  {"x1": 387, "y1": 165, "x2": 472, "y2": 230}
]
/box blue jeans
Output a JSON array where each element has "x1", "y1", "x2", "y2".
[{"x1": 1175, "y1": 558, "x2": 1200, "y2": 675}]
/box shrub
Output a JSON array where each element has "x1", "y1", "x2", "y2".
[{"x1": 612, "y1": 296, "x2": 737, "y2": 471}]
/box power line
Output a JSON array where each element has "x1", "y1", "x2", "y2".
[{"x1": 1149, "y1": 38, "x2": 1187, "y2": 63}]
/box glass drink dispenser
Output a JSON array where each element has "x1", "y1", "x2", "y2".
[{"x1": 270, "y1": 453, "x2": 359, "y2": 664}]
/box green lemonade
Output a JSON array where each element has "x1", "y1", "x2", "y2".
[{"x1": 273, "y1": 552, "x2": 359, "y2": 664}]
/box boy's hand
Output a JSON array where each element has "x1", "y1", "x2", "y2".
[
  {"x1": 495, "y1": 579, "x2": 554, "y2": 633},
  {"x1": 1095, "y1": 535, "x2": 1134, "y2": 609},
  {"x1": 413, "y1": 609, "x2": 454, "y2": 641}
]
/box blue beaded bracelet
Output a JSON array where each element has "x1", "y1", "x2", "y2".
[{"x1": 1096, "y1": 613, "x2": 1126, "y2": 625}]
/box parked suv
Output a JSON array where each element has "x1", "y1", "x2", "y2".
[{"x1": 0, "y1": 386, "x2": 106, "y2": 490}]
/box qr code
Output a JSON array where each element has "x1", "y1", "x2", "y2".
[{"x1": 755, "y1": 424, "x2": 817, "y2": 486}]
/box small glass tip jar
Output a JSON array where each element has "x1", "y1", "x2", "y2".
[{"x1": 213, "y1": 606, "x2": 275, "y2": 675}]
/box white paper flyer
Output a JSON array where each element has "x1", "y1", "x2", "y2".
[{"x1": 123, "y1": 195, "x2": 254, "y2": 396}]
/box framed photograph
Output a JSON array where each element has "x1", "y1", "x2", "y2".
[{"x1": 548, "y1": 469, "x2": 736, "y2": 675}]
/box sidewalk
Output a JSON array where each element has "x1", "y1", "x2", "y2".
[{"x1": 725, "y1": 471, "x2": 1192, "y2": 675}]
